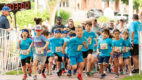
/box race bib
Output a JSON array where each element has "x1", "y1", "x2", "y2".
[
  {"x1": 21, "y1": 50, "x2": 29, "y2": 55},
  {"x1": 115, "y1": 47, "x2": 121, "y2": 52},
  {"x1": 35, "y1": 47, "x2": 44, "y2": 54},
  {"x1": 100, "y1": 43, "x2": 108, "y2": 49},
  {"x1": 126, "y1": 47, "x2": 130, "y2": 52},
  {"x1": 77, "y1": 45, "x2": 83, "y2": 51},
  {"x1": 55, "y1": 47, "x2": 63, "y2": 52},
  {"x1": 87, "y1": 38, "x2": 92, "y2": 45}
]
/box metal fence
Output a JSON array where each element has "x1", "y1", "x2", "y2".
[{"x1": 0, "y1": 28, "x2": 21, "y2": 75}]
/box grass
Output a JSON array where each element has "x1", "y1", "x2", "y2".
[
  {"x1": 120, "y1": 73, "x2": 142, "y2": 80},
  {"x1": 5, "y1": 70, "x2": 23, "y2": 75}
]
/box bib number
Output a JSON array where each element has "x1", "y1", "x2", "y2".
[
  {"x1": 100, "y1": 43, "x2": 108, "y2": 49},
  {"x1": 115, "y1": 47, "x2": 121, "y2": 53},
  {"x1": 77, "y1": 45, "x2": 83, "y2": 51},
  {"x1": 35, "y1": 47, "x2": 44, "y2": 54},
  {"x1": 21, "y1": 50, "x2": 29, "y2": 55},
  {"x1": 56, "y1": 47, "x2": 63, "y2": 52},
  {"x1": 87, "y1": 38, "x2": 92, "y2": 45},
  {"x1": 126, "y1": 47, "x2": 129, "y2": 52}
]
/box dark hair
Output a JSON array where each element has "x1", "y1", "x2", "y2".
[
  {"x1": 120, "y1": 19, "x2": 124, "y2": 22},
  {"x1": 102, "y1": 29, "x2": 110, "y2": 35},
  {"x1": 34, "y1": 18, "x2": 42, "y2": 25},
  {"x1": 94, "y1": 19, "x2": 97, "y2": 23},
  {"x1": 21, "y1": 29, "x2": 30, "y2": 38},
  {"x1": 133, "y1": 14, "x2": 139, "y2": 20},
  {"x1": 42, "y1": 30, "x2": 49, "y2": 36},
  {"x1": 86, "y1": 21, "x2": 92, "y2": 26},
  {"x1": 69, "y1": 30, "x2": 76, "y2": 35},
  {"x1": 113, "y1": 29, "x2": 120, "y2": 33}
]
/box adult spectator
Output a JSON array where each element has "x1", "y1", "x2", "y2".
[
  {"x1": 108, "y1": 20, "x2": 115, "y2": 31},
  {"x1": 67, "y1": 19, "x2": 75, "y2": 31},
  {"x1": 51, "y1": 16, "x2": 65, "y2": 33},
  {"x1": 0, "y1": 6, "x2": 12, "y2": 31},
  {"x1": 91, "y1": 19, "x2": 100, "y2": 32},
  {"x1": 129, "y1": 14, "x2": 141, "y2": 73},
  {"x1": 116, "y1": 19, "x2": 127, "y2": 31}
]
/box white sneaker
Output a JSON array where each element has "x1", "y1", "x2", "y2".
[{"x1": 129, "y1": 73, "x2": 133, "y2": 76}]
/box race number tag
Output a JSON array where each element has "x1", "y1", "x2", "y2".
[
  {"x1": 35, "y1": 47, "x2": 44, "y2": 54},
  {"x1": 100, "y1": 43, "x2": 108, "y2": 49},
  {"x1": 87, "y1": 38, "x2": 92, "y2": 45},
  {"x1": 21, "y1": 50, "x2": 29, "y2": 55},
  {"x1": 77, "y1": 45, "x2": 83, "y2": 51},
  {"x1": 55, "y1": 47, "x2": 63, "y2": 52},
  {"x1": 126, "y1": 47, "x2": 129, "y2": 52},
  {"x1": 115, "y1": 47, "x2": 121, "y2": 52}
]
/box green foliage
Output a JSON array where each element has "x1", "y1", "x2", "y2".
[
  {"x1": 55, "y1": 9, "x2": 71, "y2": 24},
  {"x1": 15, "y1": 9, "x2": 49, "y2": 29},
  {"x1": 97, "y1": 16, "x2": 111, "y2": 23},
  {"x1": 120, "y1": 73, "x2": 142, "y2": 80},
  {"x1": 6, "y1": 70, "x2": 23, "y2": 75}
]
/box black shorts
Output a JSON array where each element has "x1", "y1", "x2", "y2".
[
  {"x1": 123, "y1": 57, "x2": 130, "y2": 61},
  {"x1": 54, "y1": 53, "x2": 62, "y2": 62},
  {"x1": 82, "y1": 49, "x2": 93, "y2": 58},
  {"x1": 21, "y1": 57, "x2": 30, "y2": 66},
  {"x1": 131, "y1": 44, "x2": 139, "y2": 56},
  {"x1": 45, "y1": 57, "x2": 50, "y2": 64}
]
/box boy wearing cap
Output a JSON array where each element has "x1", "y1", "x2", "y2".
[
  {"x1": 63, "y1": 26, "x2": 88, "y2": 80},
  {"x1": 28, "y1": 25, "x2": 49, "y2": 80},
  {"x1": 48, "y1": 28, "x2": 65, "y2": 76}
]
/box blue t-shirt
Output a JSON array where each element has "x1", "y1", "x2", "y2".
[
  {"x1": 112, "y1": 38, "x2": 126, "y2": 53},
  {"x1": 123, "y1": 39, "x2": 131, "y2": 58},
  {"x1": 97, "y1": 38, "x2": 112, "y2": 57},
  {"x1": 19, "y1": 38, "x2": 32, "y2": 59},
  {"x1": 49, "y1": 37, "x2": 64, "y2": 57},
  {"x1": 67, "y1": 36, "x2": 86, "y2": 57},
  {"x1": 82, "y1": 30, "x2": 97, "y2": 51},
  {"x1": 47, "y1": 43, "x2": 54, "y2": 57},
  {"x1": 33, "y1": 35, "x2": 48, "y2": 56},
  {"x1": 129, "y1": 21, "x2": 141, "y2": 44}
]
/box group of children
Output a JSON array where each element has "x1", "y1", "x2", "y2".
[{"x1": 18, "y1": 21, "x2": 133, "y2": 80}]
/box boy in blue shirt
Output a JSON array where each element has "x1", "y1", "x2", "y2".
[
  {"x1": 111, "y1": 29, "x2": 126, "y2": 78},
  {"x1": 17, "y1": 29, "x2": 32, "y2": 80},
  {"x1": 97, "y1": 29, "x2": 112, "y2": 79},
  {"x1": 63, "y1": 26, "x2": 88, "y2": 80},
  {"x1": 82, "y1": 21, "x2": 98, "y2": 76},
  {"x1": 28, "y1": 25, "x2": 49, "y2": 80},
  {"x1": 48, "y1": 28, "x2": 65, "y2": 76}
]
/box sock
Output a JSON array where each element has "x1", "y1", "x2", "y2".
[{"x1": 61, "y1": 62, "x2": 65, "y2": 69}]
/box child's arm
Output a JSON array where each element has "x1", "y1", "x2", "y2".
[
  {"x1": 42, "y1": 41, "x2": 49, "y2": 50},
  {"x1": 28, "y1": 43, "x2": 33, "y2": 52},
  {"x1": 17, "y1": 40, "x2": 21, "y2": 49},
  {"x1": 63, "y1": 42, "x2": 67, "y2": 54},
  {"x1": 111, "y1": 47, "x2": 115, "y2": 56},
  {"x1": 97, "y1": 49, "x2": 100, "y2": 54},
  {"x1": 95, "y1": 38, "x2": 98, "y2": 46},
  {"x1": 83, "y1": 41, "x2": 88, "y2": 49}
]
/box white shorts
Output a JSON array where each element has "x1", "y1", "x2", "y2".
[{"x1": 34, "y1": 55, "x2": 46, "y2": 65}]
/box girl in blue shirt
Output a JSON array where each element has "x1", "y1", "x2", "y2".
[
  {"x1": 122, "y1": 31, "x2": 133, "y2": 76},
  {"x1": 17, "y1": 29, "x2": 32, "y2": 80},
  {"x1": 112, "y1": 29, "x2": 126, "y2": 78}
]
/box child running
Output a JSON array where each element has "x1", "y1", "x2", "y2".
[
  {"x1": 17, "y1": 29, "x2": 32, "y2": 80},
  {"x1": 97, "y1": 29, "x2": 112, "y2": 79},
  {"x1": 122, "y1": 30, "x2": 133, "y2": 76},
  {"x1": 111, "y1": 29, "x2": 126, "y2": 78},
  {"x1": 28, "y1": 25, "x2": 49, "y2": 80},
  {"x1": 63, "y1": 26, "x2": 88, "y2": 80}
]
